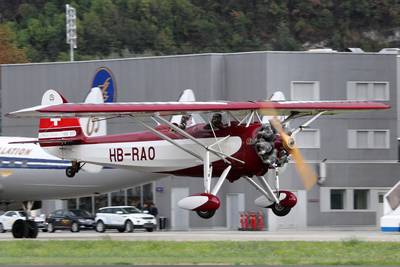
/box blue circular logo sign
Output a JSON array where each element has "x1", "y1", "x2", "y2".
[{"x1": 91, "y1": 67, "x2": 116, "y2": 103}]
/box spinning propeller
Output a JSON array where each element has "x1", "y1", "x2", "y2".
[
  {"x1": 268, "y1": 116, "x2": 318, "y2": 190},
  {"x1": 258, "y1": 98, "x2": 318, "y2": 190}
]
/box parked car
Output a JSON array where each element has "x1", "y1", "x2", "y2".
[
  {"x1": 46, "y1": 209, "x2": 95, "y2": 232},
  {"x1": 0, "y1": 211, "x2": 47, "y2": 232},
  {"x1": 95, "y1": 206, "x2": 156, "y2": 233}
]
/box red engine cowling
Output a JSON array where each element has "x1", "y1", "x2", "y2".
[{"x1": 279, "y1": 190, "x2": 297, "y2": 208}]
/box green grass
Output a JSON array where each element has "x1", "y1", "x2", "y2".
[{"x1": 0, "y1": 240, "x2": 399, "y2": 265}]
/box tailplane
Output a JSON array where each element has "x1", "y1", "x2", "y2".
[{"x1": 38, "y1": 90, "x2": 85, "y2": 144}]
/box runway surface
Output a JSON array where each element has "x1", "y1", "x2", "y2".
[{"x1": 0, "y1": 228, "x2": 399, "y2": 241}]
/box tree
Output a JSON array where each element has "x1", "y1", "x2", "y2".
[{"x1": 0, "y1": 24, "x2": 27, "y2": 64}]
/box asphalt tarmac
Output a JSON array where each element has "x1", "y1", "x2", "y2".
[{"x1": 0, "y1": 228, "x2": 399, "y2": 241}]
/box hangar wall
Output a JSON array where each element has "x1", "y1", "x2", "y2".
[{"x1": 0, "y1": 51, "x2": 398, "y2": 229}]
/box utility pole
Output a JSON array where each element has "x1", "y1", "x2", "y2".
[{"x1": 66, "y1": 4, "x2": 77, "y2": 62}]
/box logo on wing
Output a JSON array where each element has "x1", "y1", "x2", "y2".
[{"x1": 91, "y1": 67, "x2": 116, "y2": 103}]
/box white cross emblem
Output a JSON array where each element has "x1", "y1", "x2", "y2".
[{"x1": 50, "y1": 118, "x2": 61, "y2": 126}]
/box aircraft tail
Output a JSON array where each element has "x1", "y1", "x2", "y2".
[
  {"x1": 38, "y1": 88, "x2": 105, "y2": 173},
  {"x1": 38, "y1": 90, "x2": 86, "y2": 145},
  {"x1": 79, "y1": 87, "x2": 106, "y2": 137}
]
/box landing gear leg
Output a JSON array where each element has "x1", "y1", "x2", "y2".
[
  {"x1": 66, "y1": 161, "x2": 82, "y2": 178},
  {"x1": 12, "y1": 201, "x2": 38, "y2": 238}
]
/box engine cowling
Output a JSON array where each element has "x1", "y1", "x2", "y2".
[{"x1": 254, "y1": 124, "x2": 290, "y2": 168}]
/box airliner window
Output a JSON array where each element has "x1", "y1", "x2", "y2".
[{"x1": 121, "y1": 207, "x2": 141, "y2": 214}]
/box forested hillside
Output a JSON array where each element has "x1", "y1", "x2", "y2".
[{"x1": 0, "y1": 0, "x2": 400, "y2": 63}]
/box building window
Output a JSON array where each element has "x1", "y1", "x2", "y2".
[
  {"x1": 127, "y1": 186, "x2": 141, "y2": 208},
  {"x1": 291, "y1": 81, "x2": 320, "y2": 100},
  {"x1": 295, "y1": 129, "x2": 320, "y2": 148},
  {"x1": 143, "y1": 183, "x2": 154, "y2": 205},
  {"x1": 330, "y1": 189, "x2": 346, "y2": 210},
  {"x1": 354, "y1": 189, "x2": 369, "y2": 210},
  {"x1": 126, "y1": 182, "x2": 155, "y2": 209},
  {"x1": 347, "y1": 81, "x2": 389, "y2": 101},
  {"x1": 348, "y1": 130, "x2": 390, "y2": 149},
  {"x1": 66, "y1": 199, "x2": 77, "y2": 210},
  {"x1": 111, "y1": 190, "x2": 125, "y2": 206},
  {"x1": 79, "y1": 196, "x2": 93, "y2": 213},
  {"x1": 94, "y1": 194, "x2": 108, "y2": 211}
]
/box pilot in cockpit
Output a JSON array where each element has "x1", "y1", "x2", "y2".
[
  {"x1": 179, "y1": 115, "x2": 191, "y2": 130},
  {"x1": 205, "y1": 113, "x2": 226, "y2": 130}
]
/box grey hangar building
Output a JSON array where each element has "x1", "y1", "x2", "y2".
[{"x1": 0, "y1": 50, "x2": 399, "y2": 231}]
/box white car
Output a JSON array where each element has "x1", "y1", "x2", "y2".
[
  {"x1": 0, "y1": 211, "x2": 47, "y2": 232},
  {"x1": 95, "y1": 206, "x2": 156, "y2": 233}
]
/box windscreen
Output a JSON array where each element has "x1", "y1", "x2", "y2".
[
  {"x1": 121, "y1": 207, "x2": 141, "y2": 214},
  {"x1": 70, "y1": 210, "x2": 92, "y2": 217}
]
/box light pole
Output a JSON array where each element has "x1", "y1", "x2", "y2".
[{"x1": 66, "y1": 4, "x2": 77, "y2": 62}]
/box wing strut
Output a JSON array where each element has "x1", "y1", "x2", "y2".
[
  {"x1": 291, "y1": 111, "x2": 327, "y2": 135},
  {"x1": 131, "y1": 116, "x2": 203, "y2": 161},
  {"x1": 153, "y1": 114, "x2": 244, "y2": 165}
]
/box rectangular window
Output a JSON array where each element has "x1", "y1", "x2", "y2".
[
  {"x1": 348, "y1": 130, "x2": 390, "y2": 149},
  {"x1": 143, "y1": 183, "x2": 154, "y2": 205},
  {"x1": 354, "y1": 189, "x2": 369, "y2": 210},
  {"x1": 347, "y1": 81, "x2": 389, "y2": 101},
  {"x1": 66, "y1": 199, "x2": 77, "y2": 210},
  {"x1": 111, "y1": 190, "x2": 126, "y2": 206},
  {"x1": 94, "y1": 194, "x2": 108, "y2": 211},
  {"x1": 79, "y1": 196, "x2": 93, "y2": 213},
  {"x1": 295, "y1": 129, "x2": 320, "y2": 148},
  {"x1": 127, "y1": 186, "x2": 141, "y2": 207},
  {"x1": 291, "y1": 81, "x2": 320, "y2": 100},
  {"x1": 330, "y1": 189, "x2": 346, "y2": 210}
]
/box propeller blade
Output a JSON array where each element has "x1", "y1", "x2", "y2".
[
  {"x1": 270, "y1": 116, "x2": 317, "y2": 190},
  {"x1": 291, "y1": 147, "x2": 318, "y2": 190}
]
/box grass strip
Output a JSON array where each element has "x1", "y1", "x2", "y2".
[{"x1": 0, "y1": 240, "x2": 398, "y2": 265}]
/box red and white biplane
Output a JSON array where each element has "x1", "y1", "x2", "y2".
[{"x1": 8, "y1": 89, "x2": 389, "y2": 219}]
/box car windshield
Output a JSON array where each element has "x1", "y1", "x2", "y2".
[
  {"x1": 18, "y1": 211, "x2": 27, "y2": 217},
  {"x1": 121, "y1": 207, "x2": 141, "y2": 214},
  {"x1": 70, "y1": 210, "x2": 92, "y2": 217}
]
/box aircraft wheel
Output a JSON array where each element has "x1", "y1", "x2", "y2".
[
  {"x1": 0, "y1": 223, "x2": 5, "y2": 233},
  {"x1": 95, "y1": 221, "x2": 105, "y2": 233},
  {"x1": 65, "y1": 167, "x2": 76, "y2": 178},
  {"x1": 125, "y1": 220, "x2": 134, "y2": 233},
  {"x1": 12, "y1": 220, "x2": 27, "y2": 238},
  {"x1": 271, "y1": 203, "x2": 291, "y2": 217},
  {"x1": 25, "y1": 221, "x2": 38, "y2": 238},
  {"x1": 70, "y1": 222, "x2": 80, "y2": 233},
  {"x1": 196, "y1": 210, "x2": 216, "y2": 219}
]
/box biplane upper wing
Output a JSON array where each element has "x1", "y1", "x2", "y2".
[{"x1": 7, "y1": 100, "x2": 389, "y2": 118}]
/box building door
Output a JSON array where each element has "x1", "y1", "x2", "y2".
[
  {"x1": 376, "y1": 192, "x2": 386, "y2": 227},
  {"x1": 226, "y1": 193, "x2": 245, "y2": 229},
  {"x1": 171, "y1": 187, "x2": 189, "y2": 230}
]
